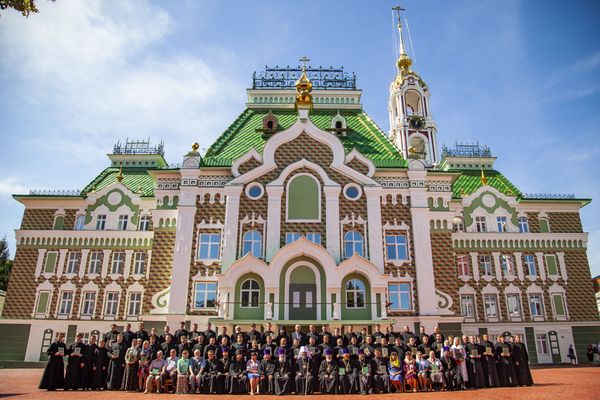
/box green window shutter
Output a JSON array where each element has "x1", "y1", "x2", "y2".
[
  {"x1": 539, "y1": 219, "x2": 549, "y2": 233},
  {"x1": 545, "y1": 255, "x2": 558, "y2": 276},
  {"x1": 287, "y1": 175, "x2": 319, "y2": 221},
  {"x1": 53, "y1": 216, "x2": 64, "y2": 230},
  {"x1": 552, "y1": 294, "x2": 565, "y2": 316},
  {"x1": 36, "y1": 292, "x2": 49, "y2": 314},
  {"x1": 44, "y1": 253, "x2": 57, "y2": 273}
]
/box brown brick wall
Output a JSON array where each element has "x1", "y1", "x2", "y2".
[
  {"x1": 21, "y1": 208, "x2": 56, "y2": 230},
  {"x1": 238, "y1": 158, "x2": 262, "y2": 175},
  {"x1": 3, "y1": 246, "x2": 38, "y2": 318},
  {"x1": 526, "y1": 212, "x2": 540, "y2": 233},
  {"x1": 144, "y1": 230, "x2": 175, "y2": 315},
  {"x1": 548, "y1": 212, "x2": 583, "y2": 233}
]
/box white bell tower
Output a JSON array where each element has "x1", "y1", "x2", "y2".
[{"x1": 389, "y1": 6, "x2": 439, "y2": 166}]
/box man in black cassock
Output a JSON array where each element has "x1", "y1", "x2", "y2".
[
  {"x1": 318, "y1": 348, "x2": 339, "y2": 394},
  {"x1": 122, "y1": 323, "x2": 136, "y2": 348},
  {"x1": 106, "y1": 333, "x2": 127, "y2": 390},
  {"x1": 202, "y1": 349, "x2": 224, "y2": 394},
  {"x1": 495, "y1": 335, "x2": 517, "y2": 387},
  {"x1": 295, "y1": 347, "x2": 314, "y2": 394},
  {"x1": 79, "y1": 334, "x2": 98, "y2": 390},
  {"x1": 512, "y1": 335, "x2": 533, "y2": 386},
  {"x1": 466, "y1": 336, "x2": 486, "y2": 388},
  {"x1": 273, "y1": 348, "x2": 292, "y2": 395},
  {"x1": 259, "y1": 349, "x2": 275, "y2": 394},
  {"x1": 228, "y1": 350, "x2": 248, "y2": 394},
  {"x1": 219, "y1": 347, "x2": 233, "y2": 392},
  {"x1": 91, "y1": 339, "x2": 109, "y2": 390},
  {"x1": 480, "y1": 334, "x2": 500, "y2": 387},
  {"x1": 39, "y1": 332, "x2": 66, "y2": 391},
  {"x1": 64, "y1": 332, "x2": 86, "y2": 390},
  {"x1": 135, "y1": 322, "x2": 149, "y2": 343},
  {"x1": 442, "y1": 349, "x2": 462, "y2": 391},
  {"x1": 356, "y1": 349, "x2": 373, "y2": 394},
  {"x1": 338, "y1": 348, "x2": 359, "y2": 394},
  {"x1": 103, "y1": 324, "x2": 120, "y2": 346},
  {"x1": 370, "y1": 347, "x2": 390, "y2": 393}
]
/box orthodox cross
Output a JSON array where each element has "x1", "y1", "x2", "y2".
[
  {"x1": 392, "y1": 5, "x2": 405, "y2": 24},
  {"x1": 299, "y1": 56, "x2": 310, "y2": 70}
]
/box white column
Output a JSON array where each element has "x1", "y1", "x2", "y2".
[
  {"x1": 470, "y1": 252, "x2": 479, "y2": 281},
  {"x1": 265, "y1": 185, "x2": 284, "y2": 262},
  {"x1": 35, "y1": 249, "x2": 47, "y2": 277},
  {"x1": 168, "y1": 202, "x2": 197, "y2": 315},
  {"x1": 408, "y1": 169, "x2": 437, "y2": 315},
  {"x1": 146, "y1": 250, "x2": 152, "y2": 280},
  {"x1": 123, "y1": 250, "x2": 134, "y2": 279},
  {"x1": 535, "y1": 252, "x2": 546, "y2": 280},
  {"x1": 365, "y1": 187, "x2": 384, "y2": 272},
  {"x1": 324, "y1": 186, "x2": 342, "y2": 263},
  {"x1": 221, "y1": 185, "x2": 243, "y2": 270},
  {"x1": 514, "y1": 252, "x2": 524, "y2": 281},
  {"x1": 56, "y1": 249, "x2": 68, "y2": 278},
  {"x1": 492, "y1": 252, "x2": 502, "y2": 281},
  {"x1": 101, "y1": 250, "x2": 111, "y2": 279},
  {"x1": 332, "y1": 289, "x2": 342, "y2": 320},
  {"x1": 79, "y1": 249, "x2": 90, "y2": 279},
  {"x1": 557, "y1": 252, "x2": 567, "y2": 281}
]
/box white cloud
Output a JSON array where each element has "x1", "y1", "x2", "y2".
[{"x1": 0, "y1": 177, "x2": 28, "y2": 198}]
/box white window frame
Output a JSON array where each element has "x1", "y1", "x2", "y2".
[
  {"x1": 285, "y1": 173, "x2": 322, "y2": 223},
  {"x1": 198, "y1": 233, "x2": 222, "y2": 261},
  {"x1": 57, "y1": 290, "x2": 74, "y2": 317},
  {"x1": 524, "y1": 254, "x2": 536, "y2": 277},
  {"x1": 528, "y1": 293, "x2": 545, "y2": 319},
  {"x1": 306, "y1": 232, "x2": 321, "y2": 245},
  {"x1": 34, "y1": 290, "x2": 52, "y2": 317},
  {"x1": 343, "y1": 230, "x2": 364, "y2": 258},
  {"x1": 345, "y1": 279, "x2": 366, "y2": 309},
  {"x1": 385, "y1": 234, "x2": 408, "y2": 261},
  {"x1": 475, "y1": 216, "x2": 487, "y2": 233},
  {"x1": 501, "y1": 255, "x2": 514, "y2": 278},
  {"x1": 535, "y1": 333, "x2": 549, "y2": 356},
  {"x1": 241, "y1": 230, "x2": 263, "y2": 258},
  {"x1": 104, "y1": 291, "x2": 120, "y2": 318},
  {"x1": 111, "y1": 252, "x2": 125, "y2": 275},
  {"x1": 81, "y1": 291, "x2": 97, "y2": 317},
  {"x1": 506, "y1": 293, "x2": 522, "y2": 319},
  {"x1": 88, "y1": 251, "x2": 102, "y2": 275},
  {"x1": 550, "y1": 292, "x2": 568, "y2": 320},
  {"x1": 479, "y1": 255, "x2": 493, "y2": 277},
  {"x1": 388, "y1": 282, "x2": 412, "y2": 311},
  {"x1": 483, "y1": 294, "x2": 499, "y2": 319},
  {"x1": 133, "y1": 252, "x2": 146, "y2": 276},
  {"x1": 117, "y1": 214, "x2": 129, "y2": 230},
  {"x1": 126, "y1": 292, "x2": 142, "y2": 318},
  {"x1": 496, "y1": 216, "x2": 508, "y2": 232},
  {"x1": 65, "y1": 251, "x2": 80, "y2": 275},
  {"x1": 518, "y1": 217, "x2": 529, "y2": 233},
  {"x1": 74, "y1": 214, "x2": 86, "y2": 230},
  {"x1": 240, "y1": 279, "x2": 260, "y2": 308},
  {"x1": 96, "y1": 214, "x2": 107, "y2": 230},
  {"x1": 139, "y1": 215, "x2": 151, "y2": 231},
  {"x1": 457, "y1": 255, "x2": 470, "y2": 277},
  {"x1": 192, "y1": 281, "x2": 218, "y2": 309},
  {"x1": 460, "y1": 294, "x2": 475, "y2": 318}
]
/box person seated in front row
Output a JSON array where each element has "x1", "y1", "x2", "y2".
[
  {"x1": 428, "y1": 350, "x2": 445, "y2": 391},
  {"x1": 388, "y1": 351, "x2": 404, "y2": 393},
  {"x1": 175, "y1": 350, "x2": 191, "y2": 394},
  {"x1": 144, "y1": 350, "x2": 166, "y2": 394},
  {"x1": 160, "y1": 348, "x2": 178, "y2": 393}
]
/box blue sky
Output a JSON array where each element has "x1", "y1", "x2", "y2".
[{"x1": 0, "y1": 0, "x2": 599, "y2": 275}]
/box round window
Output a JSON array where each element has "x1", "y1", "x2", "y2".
[
  {"x1": 246, "y1": 183, "x2": 264, "y2": 200},
  {"x1": 344, "y1": 184, "x2": 362, "y2": 201}
]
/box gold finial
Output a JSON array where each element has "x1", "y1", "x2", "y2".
[
  {"x1": 480, "y1": 168, "x2": 488, "y2": 186},
  {"x1": 408, "y1": 146, "x2": 416, "y2": 154},
  {"x1": 295, "y1": 56, "x2": 313, "y2": 111},
  {"x1": 393, "y1": 5, "x2": 413, "y2": 72},
  {"x1": 192, "y1": 142, "x2": 200, "y2": 152},
  {"x1": 117, "y1": 165, "x2": 124, "y2": 183},
  {"x1": 460, "y1": 188, "x2": 467, "y2": 197}
]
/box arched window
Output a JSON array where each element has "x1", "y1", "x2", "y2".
[
  {"x1": 240, "y1": 279, "x2": 260, "y2": 308},
  {"x1": 74, "y1": 215, "x2": 86, "y2": 230},
  {"x1": 346, "y1": 279, "x2": 366, "y2": 308},
  {"x1": 242, "y1": 230, "x2": 263, "y2": 258},
  {"x1": 344, "y1": 231, "x2": 364, "y2": 258},
  {"x1": 335, "y1": 120, "x2": 343, "y2": 129},
  {"x1": 139, "y1": 215, "x2": 151, "y2": 231},
  {"x1": 453, "y1": 217, "x2": 465, "y2": 233},
  {"x1": 287, "y1": 174, "x2": 320, "y2": 221}
]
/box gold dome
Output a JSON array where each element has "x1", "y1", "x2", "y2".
[
  {"x1": 295, "y1": 69, "x2": 313, "y2": 109},
  {"x1": 192, "y1": 142, "x2": 200, "y2": 152},
  {"x1": 397, "y1": 52, "x2": 413, "y2": 71}
]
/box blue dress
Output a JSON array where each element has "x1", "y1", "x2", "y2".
[{"x1": 388, "y1": 360, "x2": 404, "y2": 382}]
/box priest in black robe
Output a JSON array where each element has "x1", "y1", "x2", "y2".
[
  {"x1": 480, "y1": 334, "x2": 500, "y2": 387},
  {"x1": 512, "y1": 335, "x2": 533, "y2": 386},
  {"x1": 219, "y1": 347, "x2": 232, "y2": 393},
  {"x1": 228, "y1": 350, "x2": 248, "y2": 394},
  {"x1": 258, "y1": 349, "x2": 275, "y2": 394},
  {"x1": 64, "y1": 333, "x2": 86, "y2": 390},
  {"x1": 295, "y1": 347, "x2": 314, "y2": 394},
  {"x1": 495, "y1": 336, "x2": 517, "y2": 387},
  {"x1": 202, "y1": 350, "x2": 224, "y2": 394},
  {"x1": 370, "y1": 348, "x2": 390, "y2": 393},
  {"x1": 79, "y1": 334, "x2": 98, "y2": 390},
  {"x1": 273, "y1": 348, "x2": 292, "y2": 395},
  {"x1": 39, "y1": 332, "x2": 66, "y2": 391},
  {"x1": 338, "y1": 348, "x2": 359, "y2": 394},
  {"x1": 356, "y1": 349, "x2": 373, "y2": 394},
  {"x1": 442, "y1": 350, "x2": 462, "y2": 391},
  {"x1": 318, "y1": 349, "x2": 339, "y2": 394},
  {"x1": 466, "y1": 336, "x2": 486, "y2": 388},
  {"x1": 91, "y1": 339, "x2": 109, "y2": 390},
  {"x1": 103, "y1": 324, "x2": 120, "y2": 346},
  {"x1": 106, "y1": 333, "x2": 127, "y2": 390}
]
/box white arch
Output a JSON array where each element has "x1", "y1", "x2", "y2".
[
  {"x1": 269, "y1": 158, "x2": 338, "y2": 187},
  {"x1": 345, "y1": 149, "x2": 376, "y2": 177},
  {"x1": 231, "y1": 148, "x2": 263, "y2": 177},
  {"x1": 284, "y1": 260, "x2": 322, "y2": 320},
  {"x1": 219, "y1": 253, "x2": 269, "y2": 290},
  {"x1": 336, "y1": 254, "x2": 387, "y2": 289}
]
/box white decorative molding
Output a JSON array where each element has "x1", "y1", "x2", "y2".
[
  {"x1": 150, "y1": 286, "x2": 171, "y2": 314},
  {"x1": 232, "y1": 148, "x2": 263, "y2": 177},
  {"x1": 345, "y1": 149, "x2": 375, "y2": 177},
  {"x1": 435, "y1": 289, "x2": 454, "y2": 315}
]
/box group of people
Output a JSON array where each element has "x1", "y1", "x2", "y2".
[{"x1": 39, "y1": 321, "x2": 534, "y2": 394}]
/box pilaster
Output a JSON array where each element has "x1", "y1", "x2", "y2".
[
  {"x1": 365, "y1": 186, "x2": 384, "y2": 272},
  {"x1": 324, "y1": 186, "x2": 342, "y2": 263},
  {"x1": 221, "y1": 185, "x2": 243, "y2": 270},
  {"x1": 265, "y1": 185, "x2": 284, "y2": 262}
]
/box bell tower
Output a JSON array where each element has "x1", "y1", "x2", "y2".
[{"x1": 389, "y1": 6, "x2": 439, "y2": 165}]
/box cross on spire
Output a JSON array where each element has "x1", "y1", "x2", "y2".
[
  {"x1": 392, "y1": 5, "x2": 405, "y2": 24},
  {"x1": 299, "y1": 56, "x2": 310, "y2": 70}
]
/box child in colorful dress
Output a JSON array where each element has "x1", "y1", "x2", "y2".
[{"x1": 403, "y1": 350, "x2": 418, "y2": 392}]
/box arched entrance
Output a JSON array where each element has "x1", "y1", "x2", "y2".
[{"x1": 285, "y1": 262, "x2": 320, "y2": 320}]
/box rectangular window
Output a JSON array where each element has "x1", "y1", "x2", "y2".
[
  {"x1": 479, "y1": 255, "x2": 493, "y2": 276},
  {"x1": 305, "y1": 291, "x2": 313, "y2": 308},
  {"x1": 198, "y1": 233, "x2": 221, "y2": 260},
  {"x1": 545, "y1": 254, "x2": 558, "y2": 276},
  {"x1": 497, "y1": 216, "x2": 508, "y2": 232},
  {"x1": 44, "y1": 252, "x2": 58, "y2": 274},
  {"x1": 58, "y1": 291, "x2": 74, "y2": 316},
  {"x1": 306, "y1": 233, "x2": 321, "y2": 245},
  {"x1": 484, "y1": 294, "x2": 498, "y2": 318},
  {"x1": 518, "y1": 217, "x2": 529, "y2": 233},
  {"x1": 36, "y1": 291, "x2": 50, "y2": 315},
  {"x1": 501, "y1": 255, "x2": 514, "y2": 277},
  {"x1": 193, "y1": 282, "x2": 218, "y2": 309},
  {"x1": 104, "y1": 292, "x2": 119, "y2": 317},
  {"x1": 139, "y1": 215, "x2": 151, "y2": 231},
  {"x1": 286, "y1": 233, "x2": 301, "y2": 244},
  {"x1": 457, "y1": 255, "x2": 470, "y2": 276},
  {"x1": 96, "y1": 214, "x2": 107, "y2": 230},
  {"x1": 81, "y1": 291, "x2": 96, "y2": 316},
  {"x1": 133, "y1": 252, "x2": 146, "y2": 275},
  {"x1": 118, "y1": 215, "x2": 129, "y2": 230},
  {"x1": 65, "y1": 251, "x2": 81, "y2": 275},
  {"x1": 127, "y1": 292, "x2": 142, "y2": 317},
  {"x1": 552, "y1": 294, "x2": 566, "y2": 317},
  {"x1": 74, "y1": 215, "x2": 86, "y2": 230},
  {"x1": 88, "y1": 251, "x2": 102, "y2": 275},
  {"x1": 111, "y1": 252, "x2": 125, "y2": 275},
  {"x1": 524, "y1": 255, "x2": 536, "y2": 276},
  {"x1": 460, "y1": 294, "x2": 475, "y2": 318},
  {"x1": 388, "y1": 283, "x2": 411, "y2": 310},
  {"x1": 506, "y1": 293, "x2": 522, "y2": 318},
  {"x1": 385, "y1": 235, "x2": 408, "y2": 260},
  {"x1": 475, "y1": 216, "x2": 487, "y2": 233},
  {"x1": 529, "y1": 294, "x2": 544, "y2": 317},
  {"x1": 539, "y1": 218, "x2": 550, "y2": 233},
  {"x1": 535, "y1": 334, "x2": 549, "y2": 356}
]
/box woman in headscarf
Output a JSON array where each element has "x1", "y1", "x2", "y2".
[
  {"x1": 387, "y1": 351, "x2": 404, "y2": 393},
  {"x1": 450, "y1": 337, "x2": 467, "y2": 390}
]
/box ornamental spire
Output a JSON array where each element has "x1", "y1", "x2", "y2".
[
  {"x1": 392, "y1": 5, "x2": 412, "y2": 72},
  {"x1": 480, "y1": 168, "x2": 488, "y2": 186},
  {"x1": 295, "y1": 56, "x2": 313, "y2": 119}
]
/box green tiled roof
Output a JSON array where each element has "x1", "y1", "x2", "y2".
[
  {"x1": 451, "y1": 169, "x2": 521, "y2": 199},
  {"x1": 81, "y1": 167, "x2": 156, "y2": 197},
  {"x1": 202, "y1": 108, "x2": 406, "y2": 168}
]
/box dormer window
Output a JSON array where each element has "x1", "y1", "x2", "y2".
[
  {"x1": 335, "y1": 121, "x2": 343, "y2": 130},
  {"x1": 261, "y1": 111, "x2": 278, "y2": 135},
  {"x1": 330, "y1": 112, "x2": 347, "y2": 135}
]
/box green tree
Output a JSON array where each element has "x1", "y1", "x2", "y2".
[
  {"x1": 0, "y1": 0, "x2": 54, "y2": 17},
  {"x1": 0, "y1": 237, "x2": 12, "y2": 291}
]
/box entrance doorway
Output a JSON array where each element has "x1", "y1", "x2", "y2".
[{"x1": 289, "y1": 283, "x2": 317, "y2": 320}]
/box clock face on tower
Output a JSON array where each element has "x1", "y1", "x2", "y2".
[{"x1": 409, "y1": 115, "x2": 425, "y2": 130}]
